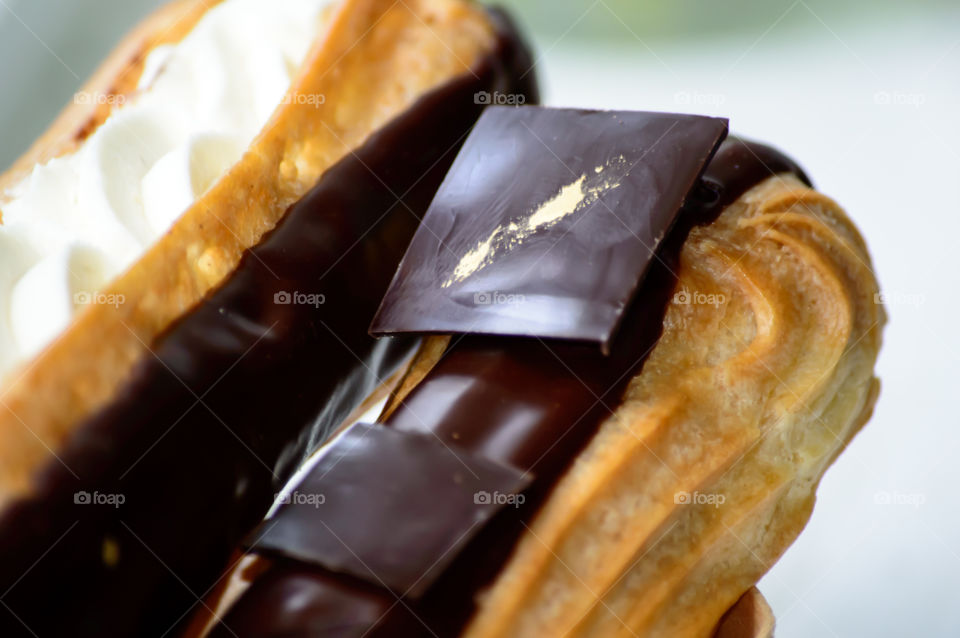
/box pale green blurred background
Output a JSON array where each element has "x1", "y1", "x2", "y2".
[
  {"x1": 503, "y1": 0, "x2": 954, "y2": 43},
  {"x1": 1, "y1": 0, "x2": 956, "y2": 170},
  {"x1": 1, "y1": 1, "x2": 958, "y2": 636}
]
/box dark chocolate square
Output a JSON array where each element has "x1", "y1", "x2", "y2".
[
  {"x1": 248, "y1": 423, "x2": 531, "y2": 598},
  {"x1": 371, "y1": 106, "x2": 727, "y2": 351}
]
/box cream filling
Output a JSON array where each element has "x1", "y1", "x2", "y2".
[{"x1": 0, "y1": 0, "x2": 334, "y2": 381}]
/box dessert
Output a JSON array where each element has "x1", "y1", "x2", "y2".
[
  {"x1": 0, "y1": 0, "x2": 537, "y2": 635},
  {"x1": 205, "y1": 107, "x2": 884, "y2": 637}
]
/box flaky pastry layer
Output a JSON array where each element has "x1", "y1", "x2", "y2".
[
  {"x1": 0, "y1": 0, "x2": 499, "y2": 503},
  {"x1": 393, "y1": 174, "x2": 883, "y2": 637}
]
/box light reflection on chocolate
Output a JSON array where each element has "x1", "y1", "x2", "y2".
[
  {"x1": 0, "y1": 8, "x2": 538, "y2": 637},
  {"x1": 371, "y1": 107, "x2": 728, "y2": 350},
  {"x1": 212, "y1": 136, "x2": 811, "y2": 638}
]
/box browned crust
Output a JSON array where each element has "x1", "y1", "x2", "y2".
[
  {"x1": 461, "y1": 176, "x2": 883, "y2": 637},
  {"x1": 0, "y1": 0, "x2": 499, "y2": 503},
  {"x1": 380, "y1": 322, "x2": 782, "y2": 638},
  {"x1": 713, "y1": 587, "x2": 775, "y2": 638},
  {"x1": 386, "y1": 176, "x2": 882, "y2": 637}
]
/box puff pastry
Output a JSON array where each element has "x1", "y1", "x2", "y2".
[
  {"x1": 199, "y1": 133, "x2": 883, "y2": 638},
  {"x1": 0, "y1": 0, "x2": 535, "y2": 635},
  {"x1": 0, "y1": 0, "x2": 500, "y2": 504},
  {"x1": 452, "y1": 173, "x2": 884, "y2": 637}
]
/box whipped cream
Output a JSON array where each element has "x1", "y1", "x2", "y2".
[{"x1": 0, "y1": 0, "x2": 333, "y2": 381}]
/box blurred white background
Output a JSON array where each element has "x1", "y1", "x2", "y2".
[{"x1": 1, "y1": 0, "x2": 958, "y2": 635}]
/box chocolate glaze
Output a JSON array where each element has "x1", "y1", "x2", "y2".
[
  {"x1": 212, "y1": 136, "x2": 811, "y2": 638},
  {"x1": 250, "y1": 423, "x2": 532, "y2": 598},
  {"x1": 0, "y1": 10, "x2": 537, "y2": 638}
]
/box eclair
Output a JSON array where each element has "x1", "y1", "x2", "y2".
[
  {"x1": 204, "y1": 107, "x2": 884, "y2": 637},
  {"x1": 0, "y1": 0, "x2": 537, "y2": 635}
]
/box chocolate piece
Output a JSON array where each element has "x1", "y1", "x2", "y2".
[
  {"x1": 213, "y1": 136, "x2": 809, "y2": 638},
  {"x1": 0, "y1": 14, "x2": 538, "y2": 638},
  {"x1": 371, "y1": 107, "x2": 727, "y2": 352},
  {"x1": 251, "y1": 423, "x2": 530, "y2": 597}
]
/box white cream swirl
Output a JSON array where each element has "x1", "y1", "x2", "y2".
[{"x1": 0, "y1": 0, "x2": 333, "y2": 380}]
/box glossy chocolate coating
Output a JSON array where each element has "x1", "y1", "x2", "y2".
[
  {"x1": 0, "y1": 11, "x2": 537, "y2": 638},
  {"x1": 252, "y1": 423, "x2": 531, "y2": 597},
  {"x1": 371, "y1": 108, "x2": 727, "y2": 352},
  {"x1": 214, "y1": 136, "x2": 811, "y2": 638}
]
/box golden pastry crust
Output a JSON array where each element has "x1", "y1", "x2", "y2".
[
  {"x1": 0, "y1": 0, "x2": 499, "y2": 504},
  {"x1": 713, "y1": 587, "x2": 775, "y2": 638},
  {"x1": 395, "y1": 174, "x2": 883, "y2": 637}
]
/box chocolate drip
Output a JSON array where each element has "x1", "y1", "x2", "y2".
[
  {"x1": 211, "y1": 136, "x2": 810, "y2": 638},
  {"x1": 0, "y1": 11, "x2": 536, "y2": 638}
]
